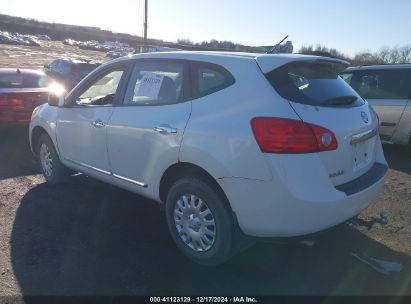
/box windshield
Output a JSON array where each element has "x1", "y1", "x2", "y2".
[{"x1": 266, "y1": 61, "x2": 364, "y2": 107}]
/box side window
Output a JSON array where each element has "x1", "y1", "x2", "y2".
[
  {"x1": 75, "y1": 69, "x2": 124, "y2": 106},
  {"x1": 59, "y1": 61, "x2": 71, "y2": 75},
  {"x1": 194, "y1": 63, "x2": 234, "y2": 98},
  {"x1": 123, "y1": 61, "x2": 184, "y2": 106},
  {"x1": 339, "y1": 72, "x2": 353, "y2": 84},
  {"x1": 356, "y1": 69, "x2": 411, "y2": 100}
]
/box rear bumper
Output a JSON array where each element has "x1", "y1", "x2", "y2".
[{"x1": 219, "y1": 161, "x2": 388, "y2": 238}]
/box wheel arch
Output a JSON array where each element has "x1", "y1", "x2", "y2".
[
  {"x1": 159, "y1": 162, "x2": 230, "y2": 209},
  {"x1": 31, "y1": 126, "x2": 49, "y2": 156}
]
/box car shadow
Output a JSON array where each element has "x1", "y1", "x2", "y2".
[
  {"x1": 11, "y1": 175, "x2": 411, "y2": 296},
  {"x1": 0, "y1": 127, "x2": 40, "y2": 180},
  {"x1": 383, "y1": 144, "x2": 411, "y2": 175}
]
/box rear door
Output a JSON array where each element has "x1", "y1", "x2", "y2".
[
  {"x1": 106, "y1": 59, "x2": 191, "y2": 197},
  {"x1": 263, "y1": 60, "x2": 379, "y2": 186},
  {"x1": 350, "y1": 68, "x2": 411, "y2": 141}
]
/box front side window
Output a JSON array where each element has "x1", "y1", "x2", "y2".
[
  {"x1": 123, "y1": 61, "x2": 184, "y2": 106},
  {"x1": 353, "y1": 69, "x2": 411, "y2": 100},
  {"x1": 75, "y1": 69, "x2": 124, "y2": 106}
]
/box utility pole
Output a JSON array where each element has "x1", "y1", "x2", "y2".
[{"x1": 143, "y1": 0, "x2": 148, "y2": 52}]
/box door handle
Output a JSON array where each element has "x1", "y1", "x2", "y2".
[
  {"x1": 91, "y1": 120, "x2": 105, "y2": 128},
  {"x1": 153, "y1": 125, "x2": 178, "y2": 134}
]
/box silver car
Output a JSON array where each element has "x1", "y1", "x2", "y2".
[{"x1": 341, "y1": 64, "x2": 411, "y2": 145}]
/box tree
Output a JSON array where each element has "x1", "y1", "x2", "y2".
[
  {"x1": 299, "y1": 45, "x2": 348, "y2": 60},
  {"x1": 377, "y1": 47, "x2": 391, "y2": 63},
  {"x1": 351, "y1": 52, "x2": 381, "y2": 66},
  {"x1": 389, "y1": 47, "x2": 401, "y2": 64},
  {"x1": 177, "y1": 38, "x2": 193, "y2": 45},
  {"x1": 399, "y1": 45, "x2": 411, "y2": 63}
]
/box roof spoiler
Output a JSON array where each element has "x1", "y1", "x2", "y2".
[{"x1": 256, "y1": 54, "x2": 350, "y2": 74}]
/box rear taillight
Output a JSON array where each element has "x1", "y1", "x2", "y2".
[
  {"x1": 251, "y1": 117, "x2": 338, "y2": 154},
  {"x1": 0, "y1": 92, "x2": 47, "y2": 107},
  {"x1": 0, "y1": 96, "x2": 23, "y2": 106}
]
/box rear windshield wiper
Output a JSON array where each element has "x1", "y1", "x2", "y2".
[{"x1": 321, "y1": 96, "x2": 358, "y2": 106}]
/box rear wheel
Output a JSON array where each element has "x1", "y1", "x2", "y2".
[
  {"x1": 37, "y1": 133, "x2": 69, "y2": 184},
  {"x1": 165, "y1": 176, "x2": 235, "y2": 266}
]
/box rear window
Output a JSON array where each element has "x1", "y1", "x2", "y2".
[
  {"x1": 72, "y1": 63, "x2": 98, "y2": 73},
  {"x1": 266, "y1": 61, "x2": 364, "y2": 107},
  {"x1": 0, "y1": 72, "x2": 50, "y2": 88},
  {"x1": 351, "y1": 69, "x2": 411, "y2": 100}
]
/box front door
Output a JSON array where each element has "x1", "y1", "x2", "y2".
[{"x1": 56, "y1": 65, "x2": 127, "y2": 178}]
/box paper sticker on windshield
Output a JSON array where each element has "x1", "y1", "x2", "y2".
[{"x1": 136, "y1": 73, "x2": 164, "y2": 99}]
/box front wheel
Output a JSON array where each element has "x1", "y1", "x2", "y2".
[
  {"x1": 37, "y1": 133, "x2": 69, "y2": 184},
  {"x1": 165, "y1": 176, "x2": 235, "y2": 266}
]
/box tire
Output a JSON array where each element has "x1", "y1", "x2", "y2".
[
  {"x1": 165, "y1": 176, "x2": 235, "y2": 266},
  {"x1": 37, "y1": 133, "x2": 69, "y2": 184}
]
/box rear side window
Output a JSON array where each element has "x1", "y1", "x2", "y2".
[
  {"x1": 0, "y1": 72, "x2": 50, "y2": 88},
  {"x1": 123, "y1": 61, "x2": 184, "y2": 106},
  {"x1": 266, "y1": 61, "x2": 364, "y2": 107},
  {"x1": 192, "y1": 63, "x2": 234, "y2": 98},
  {"x1": 351, "y1": 69, "x2": 411, "y2": 100}
]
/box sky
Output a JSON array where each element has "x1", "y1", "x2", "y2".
[{"x1": 1, "y1": 0, "x2": 410, "y2": 56}]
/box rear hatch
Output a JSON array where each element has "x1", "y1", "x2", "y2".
[{"x1": 259, "y1": 57, "x2": 379, "y2": 186}]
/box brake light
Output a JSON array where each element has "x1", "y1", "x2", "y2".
[
  {"x1": 251, "y1": 117, "x2": 338, "y2": 153},
  {"x1": 0, "y1": 95, "x2": 24, "y2": 106}
]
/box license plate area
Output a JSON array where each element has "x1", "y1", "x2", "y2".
[{"x1": 352, "y1": 138, "x2": 375, "y2": 169}]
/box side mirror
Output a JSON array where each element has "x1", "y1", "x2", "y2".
[{"x1": 48, "y1": 94, "x2": 65, "y2": 107}]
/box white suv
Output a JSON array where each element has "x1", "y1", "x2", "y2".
[{"x1": 30, "y1": 52, "x2": 388, "y2": 265}]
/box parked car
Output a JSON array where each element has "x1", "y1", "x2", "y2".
[
  {"x1": 30, "y1": 52, "x2": 387, "y2": 265},
  {"x1": 0, "y1": 69, "x2": 52, "y2": 128},
  {"x1": 43, "y1": 59, "x2": 100, "y2": 90},
  {"x1": 36, "y1": 35, "x2": 51, "y2": 41},
  {"x1": 0, "y1": 31, "x2": 41, "y2": 47},
  {"x1": 340, "y1": 64, "x2": 411, "y2": 145}
]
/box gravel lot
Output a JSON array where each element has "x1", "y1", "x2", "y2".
[
  {"x1": 0, "y1": 41, "x2": 106, "y2": 69},
  {"x1": 0, "y1": 127, "x2": 410, "y2": 296},
  {"x1": 0, "y1": 42, "x2": 410, "y2": 296}
]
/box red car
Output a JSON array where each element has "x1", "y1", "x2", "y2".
[{"x1": 0, "y1": 68, "x2": 52, "y2": 128}]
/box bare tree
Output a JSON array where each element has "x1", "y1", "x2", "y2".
[
  {"x1": 351, "y1": 52, "x2": 381, "y2": 66},
  {"x1": 298, "y1": 44, "x2": 348, "y2": 60},
  {"x1": 399, "y1": 45, "x2": 411, "y2": 63},
  {"x1": 389, "y1": 47, "x2": 401, "y2": 64},
  {"x1": 177, "y1": 38, "x2": 194, "y2": 45},
  {"x1": 377, "y1": 47, "x2": 391, "y2": 64}
]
